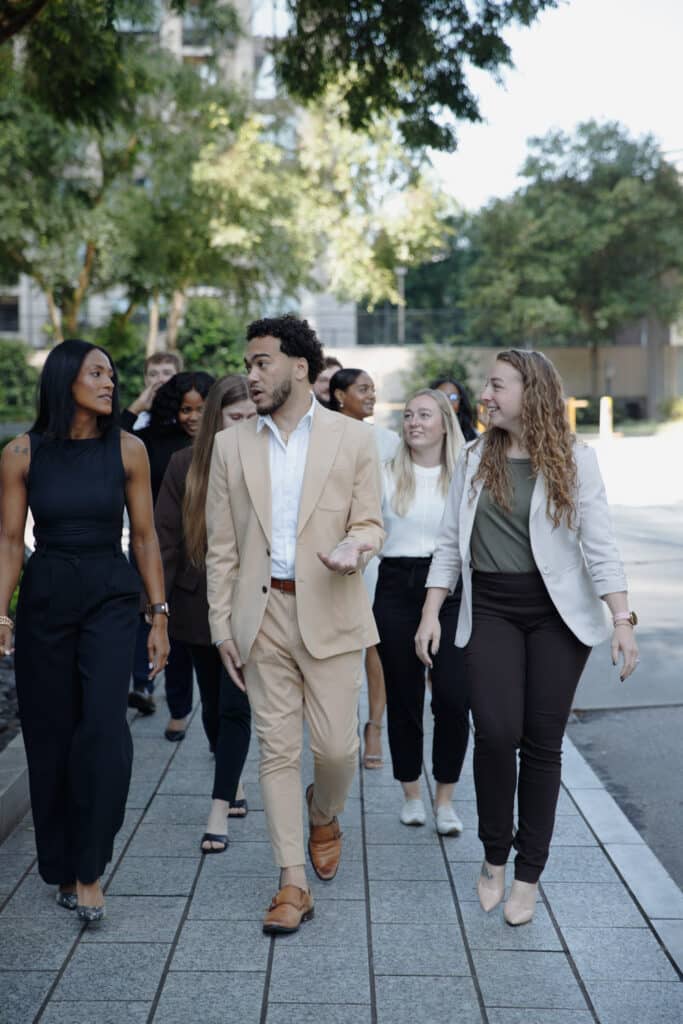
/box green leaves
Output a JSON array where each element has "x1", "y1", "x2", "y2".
[{"x1": 273, "y1": 1, "x2": 559, "y2": 150}]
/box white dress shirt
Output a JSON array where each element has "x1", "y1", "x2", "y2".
[
  {"x1": 381, "y1": 462, "x2": 445, "y2": 558},
  {"x1": 257, "y1": 396, "x2": 316, "y2": 579}
]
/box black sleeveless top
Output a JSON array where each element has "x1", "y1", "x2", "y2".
[{"x1": 27, "y1": 428, "x2": 126, "y2": 549}]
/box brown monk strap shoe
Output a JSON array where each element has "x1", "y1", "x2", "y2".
[
  {"x1": 262, "y1": 885, "x2": 314, "y2": 935},
  {"x1": 306, "y1": 784, "x2": 343, "y2": 881}
]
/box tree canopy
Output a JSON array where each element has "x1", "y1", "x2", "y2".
[{"x1": 273, "y1": 0, "x2": 559, "y2": 150}]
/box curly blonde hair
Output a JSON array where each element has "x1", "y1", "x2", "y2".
[
  {"x1": 473, "y1": 349, "x2": 577, "y2": 528},
  {"x1": 388, "y1": 389, "x2": 464, "y2": 516}
]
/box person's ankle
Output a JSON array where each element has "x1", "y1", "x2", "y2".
[{"x1": 280, "y1": 866, "x2": 307, "y2": 891}]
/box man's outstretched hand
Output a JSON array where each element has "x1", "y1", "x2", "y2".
[{"x1": 317, "y1": 540, "x2": 373, "y2": 575}]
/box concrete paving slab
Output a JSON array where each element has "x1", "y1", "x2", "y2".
[
  {"x1": 369, "y1": 880, "x2": 458, "y2": 924},
  {"x1": 365, "y1": 843, "x2": 448, "y2": 881},
  {"x1": 472, "y1": 949, "x2": 588, "y2": 1010},
  {"x1": 441, "y1": 828, "x2": 483, "y2": 863},
  {"x1": 487, "y1": 1011, "x2": 594, "y2": 1024},
  {"x1": 542, "y1": 846, "x2": 620, "y2": 884},
  {"x1": 53, "y1": 942, "x2": 170, "y2": 1001},
  {"x1": 153, "y1": 971, "x2": 266, "y2": 1024},
  {"x1": 371, "y1": 921, "x2": 470, "y2": 976},
  {"x1": 107, "y1": 856, "x2": 198, "y2": 897},
  {"x1": 79, "y1": 896, "x2": 186, "y2": 944},
  {"x1": 569, "y1": 788, "x2": 644, "y2": 845},
  {"x1": 266, "y1": 1005, "x2": 372, "y2": 1024},
  {"x1": 0, "y1": 913, "x2": 78, "y2": 970},
  {"x1": 0, "y1": 970, "x2": 56, "y2": 1024},
  {"x1": 275, "y1": 898, "x2": 367, "y2": 948},
  {"x1": 605, "y1": 842, "x2": 683, "y2": 920},
  {"x1": 562, "y1": 924, "x2": 678, "y2": 982},
  {"x1": 170, "y1": 919, "x2": 269, "y2": 972},
  {"x1": 650, "y1": 918, "x2": 683, "y2": 973},
  {"x1": 459, "y1": 900, "x2": 562, "y2": 951},
  {"x1": 40, "y1": 1002, "x2": 151, "y2": 1023},
  {"x1": 126, "y1": 823, "x2": 205, "y2": 858},
  {"x1": 188, "y1": 873, "x2": 271, "y2": 921},
  {"x1": 269, "y1": 944, "x2": 371, "y2": 1004},
  {"x1": 585, "y1": 979, "x2": 683, "y2": 1024},
  {"x1": 374, "y1": 975, "x2": 483, "y2": 1024},
  {"x1": 541, "y1": 882, "x2": 645, "y2": 929}
]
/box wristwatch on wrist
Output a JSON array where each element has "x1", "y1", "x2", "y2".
[
  {"x1": 145, "y1": 601, "x2": 170, "y2": 625},
  {"x1": 613, "y1": 611, "x2": 638, "y2": 627}
]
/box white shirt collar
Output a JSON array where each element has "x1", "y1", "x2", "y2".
[{"x1": 256, "y1": 393, "x2": 316, "y2": 437}]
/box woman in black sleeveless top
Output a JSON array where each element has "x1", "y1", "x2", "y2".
[{"x1": 0, "y1": 340, "x2": 169, "y2": 924}]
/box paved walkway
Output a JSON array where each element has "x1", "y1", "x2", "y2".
[{"x1": 1, "y1": 686, "x2": 681, "y2": 1024}]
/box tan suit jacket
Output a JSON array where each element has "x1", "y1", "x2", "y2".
[{"x1": 205, "y1": 404, "x2": 385, "y2": 662}]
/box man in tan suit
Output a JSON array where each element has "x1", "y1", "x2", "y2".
[{"x1": 205, "y1": 315, "x2": 384, "y2": 934}]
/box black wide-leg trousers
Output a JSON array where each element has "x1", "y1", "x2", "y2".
[
  {"x1": 187, "y1": 643, "x2": 251, "y2": 802},
  {"x1": 14, "y1": 547, "x2": 139, "y2": 885},
  {"x1": 374, "y1": 557, "x2": 470, "y2": 784},
  {"x1": 466, "y1": 571, "x2": 591, "y2": 883}
]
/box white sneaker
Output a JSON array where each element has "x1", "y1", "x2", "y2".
[
  {"x1": 399, "y1": 798, "x2": 426, "y2": 826},
  {"x1": 435, "y1": 804, "x2": 463, "y2": 836}
]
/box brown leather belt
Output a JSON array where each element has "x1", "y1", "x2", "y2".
[{"x1": 270, "y1": 577, "x2": 296, "y2": 595}]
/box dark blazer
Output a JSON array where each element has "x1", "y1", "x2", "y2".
[{"x1": 154, "y1": 446, "x2": 211, "y2": 646}]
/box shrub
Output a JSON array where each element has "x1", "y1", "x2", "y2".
[
  {"x1": 401, "y1": 342, "x2": 472, "y2": 400},
  {"x1": 176, "y1": 299, "x2": 246, "y2": 379},
  {"x1": 659, "y1": 396, "x2": 683, "y2": 421},
  {"x1": 0, "y1": 340, "x2": 39, "y2": 421}
]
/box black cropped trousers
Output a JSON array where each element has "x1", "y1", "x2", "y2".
[
  {"x1": 374, "y1": 557, "x2": 470, "y2": 784},
  {"x1": 186, "y1": 643, "x2": 251, "y2": 802},
  {"x1": 14, "y1": 546, "x2": 139, "y2": 885},
  {"x1": 466, "y1": 571, "x2": 591, "y2": 883}
]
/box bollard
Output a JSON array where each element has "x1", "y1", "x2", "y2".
[
  {"x1": 566, "y1": 397, "x2": 589, "y2": 433},
  {"x1": 599, "y1": 395, "x2": 613, "y2": 441}
]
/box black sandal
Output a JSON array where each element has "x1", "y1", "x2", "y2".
[
  {"x1": 200, "y1": 833, "x2": 229, "y2": 854},
  {"x1": 228, "y1": 799, "x2": 249, "y2": 818}
]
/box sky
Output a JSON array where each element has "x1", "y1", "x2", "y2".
[{"x1": 429, "y1": 0, "x2": 682, "y2": 210}]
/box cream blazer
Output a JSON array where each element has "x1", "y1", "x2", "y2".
[
  {"x1": 426, "y1": 439, "x2": 628, "y2": 647},
  {"x1": 205, "y1": 405, "x2": 385, "y2": 662}
]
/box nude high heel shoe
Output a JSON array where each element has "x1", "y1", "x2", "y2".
[
  {"x1": 477, "y1": 861, "x2": 506, "y2": 912},
  {"x1": 503, "y1": 879, "x2": 538, "y2": 926}
]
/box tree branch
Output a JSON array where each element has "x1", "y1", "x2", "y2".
[{"x1": 0, "y1": 0, "x2": 52, "y2": 45}]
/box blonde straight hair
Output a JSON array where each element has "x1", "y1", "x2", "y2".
[{"x1": 388, "y1": 388, "x2": 465, "y2": 516}]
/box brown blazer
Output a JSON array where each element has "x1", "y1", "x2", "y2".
[
  {"x1": 205, "y1": 404, "x2": 385, "y2": 662},
  {"x1": 154, "y1": 446, "x2": 212, "y2": 647}
]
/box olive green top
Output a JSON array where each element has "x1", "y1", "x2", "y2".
[{"x1": 470, "y1": 458, "x2": 537, "y2": 573}]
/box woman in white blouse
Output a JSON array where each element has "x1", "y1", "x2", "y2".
[{"x1": 373, "y1": 389, "x2": 468, "y2": 834}]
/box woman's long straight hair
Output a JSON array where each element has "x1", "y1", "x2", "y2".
[
  {"x1": 388, "y1": 389, "x2": 464, "y2": 516},
  {"x1": 183, "y1": 375, "x2": 250, "y2": 566},
  {"x1": 31, "y1": 339, "x2": 120, "y2": 440}
]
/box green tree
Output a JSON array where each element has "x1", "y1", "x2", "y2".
[
  {"x1": 274, "y1": 1, "x2": 558, "y2": 150},
  {"x1": 0, "y1": 339, "x2": 39, "y2": 420},
  {"x1": 462, "y1": 122, "x2": 683, "y2": 393},
  {"x1": 401, "y1": 343, "x2": 473, "y2": 400},
  {"x1": 176, "y1": 298, "x2": 246, "y2": 378}
]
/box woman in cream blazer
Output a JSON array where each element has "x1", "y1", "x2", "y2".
[{"x1": 416, "y1": 349, "x2": 639, "y2": 926}]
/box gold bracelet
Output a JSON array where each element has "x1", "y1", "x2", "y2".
[{"x1": 0, "y1": 615, "x2": 13, "y2": 629}]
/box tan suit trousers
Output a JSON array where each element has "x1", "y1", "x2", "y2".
[{"x1": 243, "y1": 590, "x2": 363, "y2": 868}]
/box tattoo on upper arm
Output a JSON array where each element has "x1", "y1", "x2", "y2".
[{"x1": 12, "y1": 445, "x2": 29, "y2": 455}]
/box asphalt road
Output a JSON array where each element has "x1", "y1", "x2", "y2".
[{"x1": 568, "y1": 500, "x2": 683, "y2": 889}]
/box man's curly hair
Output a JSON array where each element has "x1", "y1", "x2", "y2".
[
  {"x1": 473, "y1": 349, "x2": 578, "y2": 529},
  {"x1": 246, "y1": 314, "x2": 324, "y2": 383}
]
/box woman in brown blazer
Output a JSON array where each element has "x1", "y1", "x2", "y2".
[{"x1": 155, "y1": 375, "x2": 256, "y2": 852}]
